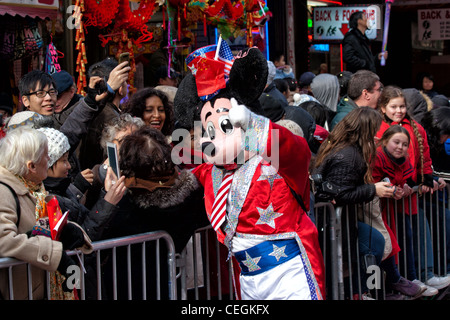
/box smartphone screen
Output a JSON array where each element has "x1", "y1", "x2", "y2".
[{"x1": 106, "y1": 142, "x2": 120, "y2": 179}]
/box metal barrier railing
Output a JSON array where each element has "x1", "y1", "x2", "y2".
[
  {"x1": 323, "y1": 176, "x2": 450, "y2": 300},
  {"x1": 0, "y1": 230, "x2": 177, "y2": 300},
  {"x1": 1, "y1": 177, "x2": 448, "y2": 300},
  {"x1": 178, "y1": 225, "x2": 235, "y2": 300}
]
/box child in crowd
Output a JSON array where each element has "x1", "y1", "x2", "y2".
[
  {"x1": 376, "y1": 86, "x2": 450, "y2": 290},
  {"x1": 373, "y1": 125, "x2": 432, "y2": 297}
]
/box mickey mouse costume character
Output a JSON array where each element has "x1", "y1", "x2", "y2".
[{"x1": 174, "y1": 39, "x2": 325, "y2": 300}]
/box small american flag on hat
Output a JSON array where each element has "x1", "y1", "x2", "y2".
[{"x1": 217, "y1": 39, "x2": 234, "y2": 76}]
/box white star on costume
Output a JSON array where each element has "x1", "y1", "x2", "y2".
[
  {"x1": 242, "y1": 251, "x2": 262, "y2": 272},
  {"x1": 268, "y1": 244, "x2": 288, "y2": 262},
  {"x1": 256, "y1": 203, "x2": 283, "y2": 229},
  {"x1": 257, "y1": 165, "x2": 283, "y2": 189}
]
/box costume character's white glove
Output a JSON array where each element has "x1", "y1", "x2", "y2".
[{"x1": 229, "y1": 98, "x2": 251, "y2": 131}]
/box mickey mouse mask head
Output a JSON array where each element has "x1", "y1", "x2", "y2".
[{"x1": 174, "y1": 44, "x2": 268, "y2": 167}]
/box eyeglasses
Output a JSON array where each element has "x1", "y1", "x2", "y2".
[
  {"x1": 25, "y1": 89, "x2": 58, "y2": 98},
  {"x1": 371, "y1": 85, "x2": 384, "y2": 93}
]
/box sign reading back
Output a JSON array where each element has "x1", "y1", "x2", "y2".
[
  {"x1": 313, "y1": 6, "x2": 380, "y2": 41},
  {"x1": 418, "y1": 9, "x2": 450, "y2": 41}
]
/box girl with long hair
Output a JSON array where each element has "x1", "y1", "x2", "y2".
[
  {"x1": 313, "y1": 106, "x2": 394, "y2": 299},
  {"x1": 376, "y1": 85, "x2": 450, "y2": 291}
]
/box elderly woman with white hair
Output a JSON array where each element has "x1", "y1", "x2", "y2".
[{"x1": 0, "y1": 127, "x2": 87, "y2": 300}]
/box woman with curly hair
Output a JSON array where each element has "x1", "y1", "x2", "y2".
[{"x1": 122, "y1": 87, "x2": 174, "y2": 137}]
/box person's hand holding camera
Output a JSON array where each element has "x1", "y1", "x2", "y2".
[
  {"x1": 107, "y1": 61, "x2": 130, "y2": 92},
  {"x1": 375, "y1": 181, "x2": 395, "y2": 198}
]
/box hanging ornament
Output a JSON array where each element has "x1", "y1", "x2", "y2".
[
  {"x1": 45, "y1": 41, "x2": 62, "y2": 75},
  {"x1": 75, "y1": 0, "x2": 87, "y2": 96},
  {"x1": 83, "y1": 0, "x2": 119, "y2": 28},
  {"x1": 115, "y1": 0, "x2": 158, "y2": 33}
]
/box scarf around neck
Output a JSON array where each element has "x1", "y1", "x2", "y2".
[{"x1": 16, "y1": 175, "x2": 47, "y2": 221}]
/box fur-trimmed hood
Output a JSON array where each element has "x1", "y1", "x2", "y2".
[{"x1": 128, "y1": 169, "x2": 200, "y2": 209}]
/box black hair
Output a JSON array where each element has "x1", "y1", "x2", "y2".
[
  {"x1": 285, "y1": 77, "x2": 298, "y2": 91},
  {"x1": 416, "y1": 72, "x2": 434, "y2": 90},
  {"x1": 122, "y1": 87, "x2": 174, "y2": 136},
  {"x1": 336, "y1": 71, "x2": 353, "y2": 97},
  {"x1": 271, "y1": 52, "x2": 285, "y2": 64},
  {"x1": 274, "y1": 78, "x2": 289, "y2": 94},
  {"x1": 88, "y1": 57, "x2": 118, "y2": 81},
  {"x1": 18, "y1": 70, "x2": 56, "y2": 96},
  {"x1": 349, "y1": 11, "x2": 364, "y2": 30},
  {"x1": 422, "y1": 107, "x2": 450, "y2": 150}
]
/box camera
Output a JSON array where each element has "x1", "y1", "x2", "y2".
[
  {"x1": 310, "y1": 173, "x2": 341, "y2": 200},
  {"x1": 94, "y1": 77, "x2": 108, "y2": 95}
]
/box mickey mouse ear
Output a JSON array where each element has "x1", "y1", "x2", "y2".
[
  {"x1": 228, "y1": 47, "x2": 268, "y2": 106},
  {"x1": 173, "y1": 72, "x2": 202, "y2": 131}
]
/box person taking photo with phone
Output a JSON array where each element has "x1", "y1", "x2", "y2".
[{"x1": 77, "y1": 58, "x2": 130, "y2": 171}]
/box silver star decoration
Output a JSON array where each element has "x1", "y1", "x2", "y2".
[
  {"x1": 256, "y1": 203, "x2": 283, "y2": 229},
  {"x1": 268, "y1": 244, "x2": 288, "y2": 262},
  {"x1": 242, "y1": 251, "x2": 262, "y2": 272},
  {"x1": 257, "y1": 165, "x2": 283, "y2": 189}
]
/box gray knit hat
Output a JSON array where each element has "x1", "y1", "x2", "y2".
[{"x1": 37, "y1": 127, "x2": 70, "y2": 167}]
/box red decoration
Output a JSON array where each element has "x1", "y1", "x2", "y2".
[
  {"x1": 115, "y1": 0, "x2": 157, "y2": 33},
  {"x1": 75, "y1": 0, "x2": 87, "y2": 95},
  {"x1": 83, "y1": 0, "x2": 119, "y2": 28}
]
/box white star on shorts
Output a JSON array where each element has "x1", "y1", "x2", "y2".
[
  {"x1": 268, "y1": 244, "x2": 288, "y2": 262},
  {"x1": 242, "y1": 251, "x2": 262, "y2": 272}
]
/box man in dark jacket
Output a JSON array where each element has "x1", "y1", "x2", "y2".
[
  {"x1": 77, "y1": 58, "x2": 130, "y2": 170},
  {"x1": 342, "y1": 11, "x2": 387, "y2": 73},
  {"x1": 52, "y1": 70, "x2": 83, "y2": 129},
  {"x1": 330, "y1": 70, "x2": 383, "y2": 131}
]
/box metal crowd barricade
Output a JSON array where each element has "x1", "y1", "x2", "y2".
[
  {"x1": 324, "y1": 174, "x2": 450, "y2": 300},
  {"x1": 180, "y1": 202, "x2": 343, "y2": 301},
  {"x1": 1, "y1": 178, "x2": 448, "y2": 300},
  {"x1": 178, "y1": 225, "x2": 235, "y2": 300},
  {"x1": 0, "y1": 230, "x2": 177, "y2": 300}
]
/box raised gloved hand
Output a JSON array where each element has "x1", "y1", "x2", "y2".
[
  {"x1": 229, "y1": 98, "x2": 251, "y2": 131},
  {"x1": 59, "y1": 223, "x2": 85, "y2": 251}
]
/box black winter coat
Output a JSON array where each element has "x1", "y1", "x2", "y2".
[
  {"x1": 342, "y1": 28, "x2": 376, "y2": 73},
  {"x1": 313, "y1": 144, "x2": 376, "y2": 206},
  {"x1": 43, "y1": 176, "x2": 118, "y2": 242},
  {"x1": 94, "y1": 169, "x2": 209, "y2": 300}
]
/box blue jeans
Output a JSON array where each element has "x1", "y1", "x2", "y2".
[
  {"x1": 418, "y1": 194, "x2": 450, "y2": 277},
  {"x1": 395, "y1": 213, "x2": 418, "y2": 280},
  {"x1": 412, "y1": 207, "x2": 435, "y2": 280},
  {"x1": 357, "y1": 221, "x2": 385, "y2": 292}
]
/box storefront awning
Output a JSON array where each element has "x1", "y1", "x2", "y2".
[{"x1": 0, "y1": 0, "x2": 59, "y2": 20}]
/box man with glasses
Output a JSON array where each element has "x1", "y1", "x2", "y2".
[
  {"x1": 342, "y1": 11, "x2": 388, "y2": 74},
  {"x1": 15, "y1": 62, "x2": 130, "y2": 176},
  {"x1": 330, "y1": 70, "x2": 383, "y2": 131},
  {"x1": 19, "y1": 70, "x2": 58, "y2": 116}
]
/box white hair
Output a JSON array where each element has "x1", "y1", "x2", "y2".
[
  {"x1": 100, "y1": 113, "x2": 145, "y2": 151},
  {"x1": 0, "y1": 127, "x2": 48, "y2": 176}
]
